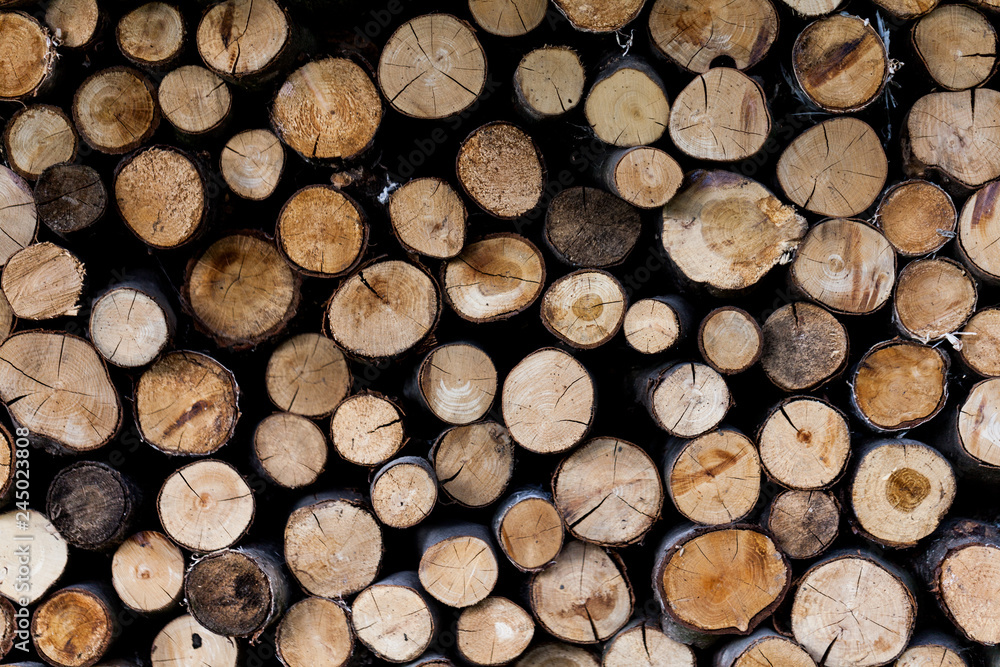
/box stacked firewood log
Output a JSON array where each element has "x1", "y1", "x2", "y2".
[{"x1": 1, "y1": 0, "x2": 1000, "y2": 665}]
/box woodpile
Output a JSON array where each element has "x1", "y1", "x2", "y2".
[{"x1": 6, "y1": 0, "x2": 1000, "y2": 666}]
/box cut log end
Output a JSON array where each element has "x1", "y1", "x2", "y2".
[
  {"x1": 418, "y1": 526, "x2": 498, "y2": 608},
  {"x1": 766, "y1": 490, "x2": 840, "y2": 559},
  {"x1": 495, "y1": 491, "x2": 564, "y2": 572},
  {"x1": 457, "y1": 597, "x2": 534, "y2": 666},
  {"x1": 265, "y1": 333, "x2": 350, "y2": 418},
  {"x1": 352, "y1": 574, "x2": 436, "y2": 663},
  {"x1": 646, "y1": 362, "x2": 732, "y2": 438},
  {"x1": 197, "y1": 0, "x2": 289, "y2": 81},
  {"x1": 46, "y1": 461, "x2": 138, "y2": 551},
  {"x1": 3, "y1": 105, "x2": 77, "y2": 181},
  {"x1": 761, "y1": 302, "x2": 848, "y2": 391},
  {"x1": 31, "y1": 585, "x2": 116, "y2": 667},
  {"x1": 544, "y1": 187, "x2": 641, "y2": 269},
  {"x1": 0, "y1": 509, "x2": 69, "y2": 604},
  {"x1": 876, "y1": 179, "x2": 956, "y2": 256},
  {"x1": 604, "y1": 146, "x2": 683, "y2": 209},
  {"x1": 552, "y1": 0, "x2": 644, "y2": 31},
  {"x1": 34, "y1": 164, "x2": 106, "y2": 235},
  {"x1": 0, "y1": 12, "x2": 54, "y2": 100},
  {"x1": 117, "y1": 2, "x2": 184, "y2": 67},
  {"x1": 220, "y1": 129, "x2": 284, "y2": 201},
  {"x1": 276, "y1": 597, "x2": 353, "y2": 667},
  {"x1": 150, "y1": 615, "x2": 238, "y2": 667},
  {"x1": 851, "y1": 340, "x2": 949, "y2": 431},
  {"x1": 156, "y1": 459, "x2": 254, "y2": 553},
  {"x1": 894, "y1": 258, "x2": 976, "y2": 341},
  {"x1": 418, "y1": 343, "x2": 496, "y2": 425},
  {"x1": 457, "y1": 122, "x2": 545, "y2": 219},
  {"x1": 960, "y1": 308, "x2": 1000, "y2": 377},
  {"x1": 159, "y1": 66, "x2": 231, "y2": 135},
  {"x1": 623, "y1": 298, "x2": 685, "y2": 354},
  {"x1": 330, "y1": 392, "x2": 405, "y2": 467},
  {"x1": 585, "y1": 59, "x2": 669, "y2": 147},
  {"x1": 698, "y1": 307, "x2": 762, "y2": 374},
  {"x1": 667, "y1": 429, "x2": 760, "y2": 526},
  {"x1": 112, "y1": 531, "x2": 184, "y2": 614},
  {"x1": 72, "y1": 67, "x2": 159, "y2": 154},
  {"x1": 389, "y1": 177, "x2": 467, "y2": 259},
  {"x1": 90, "y1": 285, "x2": 173, "y2": 368},
  {"x1": 434, "y1": 421, "x2": 513, "y2": 508},
  {"x1": 253, "y1": 412, "x2": 327, "y2": 488},
  {"x1": 277, "y1": 185, "x2": 367, "y2": 277},
  {"x1": 513, "y1": 46, "x2": 585, "y2": 120},
  {"x1": 2, "y1": 242, "x2": 85, "y2": 320},
  {"x1": 470, "y1": 0, "x2": 547, "y2": 36},
  {"x1": 44, "y1": 0, "x2": 99, "y2": 49},
  {"x1": 541, "y1": 269, "x2": 626, "y2": 349},
  {"x1": 757, "y1": 397, "x2": 851, "y2": 490},
  {"x1": 370, "y1": 457, "x2": 438, "y2": 529},
  {"x1": 185, "y1": 548, "x2": 286, "y2": 638},
  {"x1": 913, "y1": 5, "x2": 997, "y2": 90},
  {"x1": 443, "y1": 234, "x2": 545, "y2": 323}
]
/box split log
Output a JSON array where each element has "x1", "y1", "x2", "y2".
[
  {"x1": 351, "y1": 571, "x2": 439, "y2": 663},
  {"x1": 150, "y1": 615, "x2": 238, "y2": 667},
  {"x1": 156, "y1": 459, "x2": 255, "y2": 553},
  {"x1": 469, "y1": 0, "x2": 546, "y2": 36},
  {"x1": 0, "y1": 12, "x2": 55, "y2": 100},
  {"x1": 134, "y1": 350, "x2": 239, "y2": 456},
  {"x1": 432, "y1": 421, "x2": 513, "y2": 508},
  {"x1": 713, "y1": 629, "x2": 817, "y2": 667},
  {"x1": 915, "y1": 520, "x2": 1000, "y2": 645},
  {"x1": 44, "y1": 0, "x2": 100, "y2": 49},
  {"x1": 850, "y1": 339, "x2": 949, "y2": 432},
  {"x1": 31, "y1": 583, "x2": 118, "y2": 667},
  {"x1": 551, "y1": 0, "x2": 644, "y2": 31},
  {"x1": 849, "y1": 439, "x2": 955, "y2": 548},
  {"x1": 600, "y1": 146, "x2": 683, "y2": 209},
  {"x1": 584, "y1": 57, "x2": 670, "y2": 148},
  {"x1": 197, "y1": 0, "x2": 294, "y2": 85},
  {"x1": 777, "y1": 117, "x2": 887, "y2": 217},
  {"x1": 417, "y1": 522, "x2": 498, "y2": 608},
  {"x1": 185, "y1": 546, "x2": 289, "y2": 638},
  {"x1": 370, "y1": 456, "x2": 438, "y2": 529},
  {"x1": 283, "y1": 492, "x2": 383, "y2": 599},
  {"x1": 698, "y1": 307, "x2": 762, "y2": 375},
  {"x1": 517, "y1": 644, "x2": 599, "y2": 667},
  {"x1": 623, "y1": 296, "x2": 693, "y2": 355},
  {"x1": 0, "y1": 331, "x2": 121, "y2": 453},
  {"x1": 960, "y1": 308, "x2": 1000, "y2": 377},
  {"x1": 442, "y1": 234, "x2": 545, "y2": 322},
  {"x1": 456, "y1": 597, "x2": 534, "y2": 666},
  {"x1": 895, "y1": 633, "x2": 970, "y2": 667},
  {"x1": 270, "y1": 57, "x2": 382, "y2": 161},
  {"x1": 544, "y1": 187, "x2": 641, "y2": 269},
  {"x1": 116, "y1": 2, "x2": 185, "y2": 69},
  {"x1": 660, "y1": 170, "x2": 807, "y2": 293},
  {"x1": 763, "y1": 490, "x2": 839, "y2": 560},
  {"x1": 275, "y1": 597, "x2": 354, "y2": 667},
  {"x1": 664, "y1": 429, "x2": 760, "y2": 525},
  {"x1": 792, "y1": 552, "x2": 916, "y2": 665},
  {"x1": 414, "y1": 342, "x2": 496, "y2": 425},
  {"x1": 265, "y1": 333, "x2": 351, "y2": 418},
  {"x1": 185, "y1": 231, "x2": 300, "y2": 348},
  {"x1": 2, "y1": 242, "x2": 85, "y2": 320},
  {"x1": 913, "y1": 5, "x2": 996, "y2": 91},
  {"x1": 757, "y1": 396, "x2": 851, "y2": 490},
  {"x1": 790, "y1": 218, "x2": 896, "y2": 315},
  {"x1": 603, "y1": 619, "x2": 696, "y2": 667},
  {"x1": 89, "y1": 280, "x2": 175, "y2": 369},
  {"x1": 72, "y1": 67, "x2": 159, "y2": 154},
  {"x1": 530, "y1": 540, "x2": 632, "y2": 643},
  {"x1": 388, "y1": 177, "x2": 467, "y2": 259},
  {"x1": 0, "y1": 509, "x2": 69, "y2": 604},
  {"x1": 34, "y1": 164, "x2": 106, "y2": 235},
  {"x1": 158, "y1": 66, "x2": 231, "y2": 136},
  {"x1": 540, "y1": 269, "x2": 626, "y2": 349},
  {"x1": 492, "y1": 488, "x2": 564, "y2": 572},
  {"x1": 330, "y1": 392, "x2": 405, "y2": 467},
  {"x1": 114, "y1": 145, "x2": 208, "y2": 249},
  {"x1": 635, "y1": 361, "x2": 732, "y2": 438},
  {"x1": 792, "y1": 14, "x2": 888, "y2": 113},
  {"x1": 2, "y1": 105, "x2": 77, "y2": 181},
  {"x1": 903, "y1": 89, "x2": 1000, "y2": 193},
  {"x1": 378, "y1": 13, "x2": 486, "y2": 120},
  {"x1": 875, "y1": 179, "x2": 956, "y2": 257},
  {"x1": 456, "y1": 122, "x2": 545, "y2": 218},
  {"x1": 957, "y1": 181, "x2": 1000, "y2": 284},
  {"x1": 668, "y1": 68, "x2": 771, "y2": 161},
  {"x1": 513, "y1": 46, "x2": 585, "y2": 121},
  {"x1": 648, "y1": 0, "x2": 778, "y2": 72},
  {"x1": 0, "y1": 166, "x2": 36, "y2": 267},
  {"x1": 760, "y1": 302, "x2": 848, "y2": 391},
  {"x1": 501, "y1": 347, "x2": 595, "y2": 454},
  {"x1": 276, "y1": 185, "x2": 367, "y2": 277},
  {"x1": 252, "y1": 412, "x2": 327, "y2": 488},
  {"x1": 325, "y1": 259, "x2": 438, "y2": 359},
  {"x1": 554, "y1": 436, "x2": 662, "y2": 545},
  {"x1": 939, "y1": 377, "x2": 1000, "y2": 479},
  {"x1": 654, "y1": 525, "x2": 791, "y2": 636},
  {"x1": 111, "y1": 531, "x2": 184, "y2": 614},
  {"x1": 894, "y1": 257, "x2": 976, "y2": 341},
  {"x1": 220, "y1": 129, "x2": 284, "y2": 201},
  {"x1": 46, "y1": 461, "x2": 139, "y2": 551}
]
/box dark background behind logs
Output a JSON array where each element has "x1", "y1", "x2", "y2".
[{"x1": 2, "y1": 0, "x2": 999, "y2": 664}]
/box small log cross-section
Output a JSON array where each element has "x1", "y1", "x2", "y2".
[
  {"x1": 271, "y1": 57, "x2": 382, "y2": 161},
  {"x1": 2, "y1": 105, "x2": 77, "y2": 181},
  {"x1": 416, "y1": 342, "x2": 496, "y2": 425},
  {"x1": 894, "y1": 257, "x2": 977, "y2": 341},
  {"x1": 34, "y1": 164, "x2": 106, "y2": 235},
  {"x1": 253, "y1": 412, "x2": 327, "y2": 488},
  {"x1": 757, "y1": 396, "x2": 851, "y2": 490},
  {"x1": 44, "y1": 0, "x2": 101, "y2": 49},
  {"x1": 654, "y1": 525, "x2": 791, "y2": 636},
  {"x1": 913, "y1": 5, "x2": 997, "y2": 91},
  {"x1": 111, "y1": 531, "x2": 184, "y2": 614},
  {"x1": 792, "y1": 553, "x2": 916, "y2": 665},
  {"x1": 46, "y1": 461, "x2": 139, "y2": 551},
  {"x1": 442, "y1": 234, "x2": 545, "y2": 322},
  {"x1": 958, "y1": 181, "x2": 1000, "y2": 284},
  {"x1": 876, "y1": 179, "x2": 956, "y2": 257},
  {"x1": 760, "y1": 302, "x2": 849, "y2": 391},
  {"x1": 116, "y1": 2, "x2": 185, "y2": 69},
  {"x1": 661, "y1": 170, "x2": 807, "y2": 293},
  {"x1": 31, "y1": 583, "x2": 118, "y2": 667},
  {"x1": 765, "y1": 490, "x2": 840, "y2": 559},
  {"x1": 778, "y1": 117, "x2": 888, "y2": 217},
  {"x1": 418, "y1": 523, "x2": 499, "y2": 608},
  {"x1": 623, "y1": 296, "x2": 691, "y2": 355},
  {"x1": 603, "y1": 620, "x2": 696, "y2": 667},
  {"x1": 946, "y1": 377, "x2": 1000, "y2": 477},
  {"x1": 649, "y1": 0, "x2": 778, "y2": 72},
  {"x1": 544, "y1": 186, "x2": 641, "y2": 269},
  {"x1": 0, "y1": 11, "x2": 55, "y2": 101},
  {"x1": 378, "y1": 13, "x2": 486, "y2": 120},
  {"x1": 326, "y1": 260, "x2": 438, "y2": 359},
  {"x1": 850, "y1": 339, "x2": 949, "y2": 431},
  {"x1": 698, "y1": 307, "x2": 763, "y2": 375},
  {"x1": 513, "y1": 46, "x2": 585, "y2": 121},
  {"x1": 220, "y1": 129, "x2": 285, "y2": 201},
  {"x1": 637, "y1": 361, "x2": 732, "y2": 438},
  {"x1": 0, "y1": 166, "x2": 37, "y2": 267},
  {"x1": 265, "y1": 332, "x2": 351, "y2": 418},
  {"x1": 275, "y1": 597, "x2": 353, "y2": 667},
  {"x1": 2, "y1": 242, "x2": 85, "y2": 320},
  {"x1": 456, "y1": 597, "x2": 535, "y2": 665},
  {"x1": 330, "y1": 392, "x2": 405, "y2": 467},
  {"x1": 135, "y1": 350, "x2": 239, "y2": 456},
  {"x1": 150, "y1": 615, "x2": 238, "y2": 667},
  {"x1": 493, "y1": 489, "x2": 564, "y2": 572},
  {"x1": 196, "y1": 0, "x2": 292, "y2": 84},
  {"x1": 530, "y1": 540, "x2": 633, "y2": 643},
  {"x1": 276, "y1": 185, "x2": 367, "y2": 277},
  {"x1": 456, "y1": 122, "x2": 545, "y2": 219},
  {"x1": 584, "y1": 58, "x2": 670, "y2": 148},
  {"x1": 158, "y1": 66, "x2": 231, "y2": 136},
  {"x1": 501, "y1": 347, "x2": 595, "y2": 454},
  {"x1": 351, "y1": 572, "x2": 438, "y2": 663},
  {"x1": 551, "y1": 0, "x2": 644, "y2": 32},
  {"x1": 72, "y1": 67, "x2": 159, "y2": 154},
  {"x1": 960, "y1": 308, "x2": 1000, "y2": 377},
  {"x1": 554, "y1": 437, "x2": 662, "y2": 546},
  {"x1": 89, "y1": 282, "x2": 175, "y2": 368},
  {"x1": 601, "y1": 146, "x2": 683, "y2": 210},
  {"x1": 156, "y1": 459, "x2": 255, "y2": 553},
  {"x1": 185, "y1": 231, "x2": 300, "y2": 348},
  {"x1": 432, "y1": 421, "x2": 513, "y2": 508},
  {"x1": 470, "y1": 0, "x2": 547, "y2": 36},
  {"x1": 541, "y1": 269, "x2": 626, "y2": 349},
  {"x1": 388, "y1": 177, "x2": 467, "y2": 259},
  {"x1": 0, "y1": 509, "x2": 69, "y2": 604},
  {"x1": 370, "y1": 457, "x2": 438, "y2": 529},
  {"x1": 714, "y1": 629, "x2": 818, "y2": 667}
]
